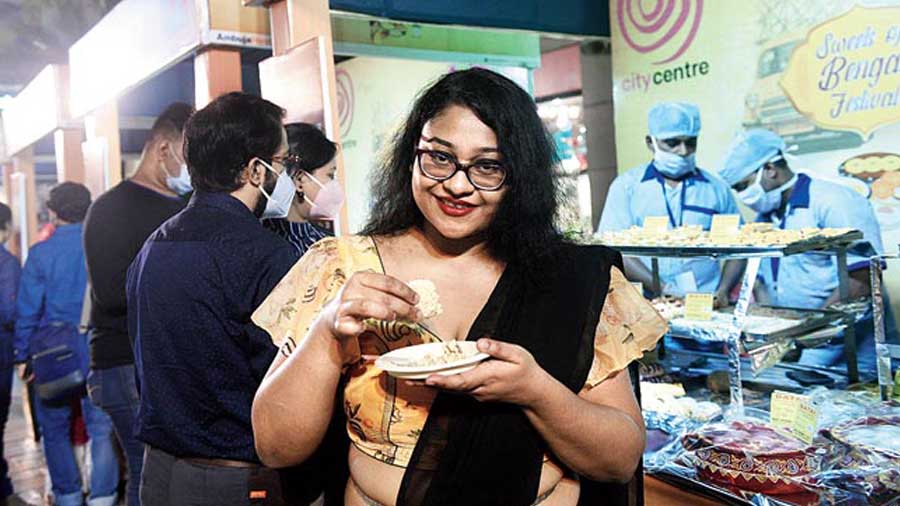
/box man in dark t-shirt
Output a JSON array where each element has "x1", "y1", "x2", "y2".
[{"x1": 83, "y1": 102, "x2": 193, "y2": 506}]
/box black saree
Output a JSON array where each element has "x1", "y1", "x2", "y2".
[{"x1": 396, "y1": 244, "x2": 626, "y2": 506}]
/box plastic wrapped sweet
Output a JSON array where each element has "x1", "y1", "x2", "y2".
[
  {"x1": 644, "y1": 390, "x2": 900, "y2": 505},
  {"x1": 821, "y1": 415, "x2": 900, "y2": 468},
  {"x1": 681, "y1": 420, "x2": 820, "y2": 495},
  {"x1": 642, "y1": 382, "x2": 722, "y2": 421}
]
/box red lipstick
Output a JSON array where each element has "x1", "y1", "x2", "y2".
[{"x1": 436, "y1": 196, "x2": 476, "y2": 217}]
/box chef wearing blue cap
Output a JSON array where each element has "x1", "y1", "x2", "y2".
[
  {"x1": 720, "y1": 128, "x2": 895, "y2": 373},
  {"x1": 599, "y1": 102, "x2": 744, "y2": 303}
]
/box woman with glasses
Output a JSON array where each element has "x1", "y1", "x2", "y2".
[
  {"x1": 263, "y1": 123, "x2": 343, "y2": 257},
  {"x1": 250, "y1": 69, "x2": 665, "y2": 506}
]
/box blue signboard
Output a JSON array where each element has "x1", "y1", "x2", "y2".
[{"x1": 330, "y1": 0, "x2": 610, "y2": 37}]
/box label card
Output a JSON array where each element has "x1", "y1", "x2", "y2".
[
  {"x1": 684, "y1": 293, "x2": 714, "y2": 321},
  {"x1": 710, "y1": 214, "x2": 741, "y2": 241},
  {"x1": 642, "y1": 216, "x2": 670, "y2": 236},
  {"x1": 770, "y1": 390, "x2": 818, "y2": 444}
]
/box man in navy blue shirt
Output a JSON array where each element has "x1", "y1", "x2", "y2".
[{"x1": 127, "y1": 92, "x2": 303, "y2": 506}]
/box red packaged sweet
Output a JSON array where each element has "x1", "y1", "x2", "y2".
[
  {"x1": 821, "y1": 415, "x2": 900, "y2": 469},
  {"x1": 819, "y1": 415, "x2": 900, "y2": 499},
  {"x1": 682, "y1": 420, "x2": 820, "y2": 495}
]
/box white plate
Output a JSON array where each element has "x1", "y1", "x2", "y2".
[{"x1": 375, "y1": 341, "x2": 490, "y2": 379}]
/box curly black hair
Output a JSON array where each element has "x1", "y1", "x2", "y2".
[{"x1": 361, "y1": 68, "x2": 563, "y2": 274}]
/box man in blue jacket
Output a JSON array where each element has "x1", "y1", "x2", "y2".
[{"x1": 14, "y1": 184, "x2": 118, "y2": 506}]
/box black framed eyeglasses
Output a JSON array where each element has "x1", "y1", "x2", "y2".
[{"x1": 415, "y1": 149, "x2": 507, "y2": 191}]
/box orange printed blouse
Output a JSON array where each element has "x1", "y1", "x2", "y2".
[{"x1": 253, "y1": 236, "x2": 666, "y2": 468}]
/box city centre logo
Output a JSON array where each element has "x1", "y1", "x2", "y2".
[{"x1": 617, "y1": 0, "x2": 704, "y2": 64}]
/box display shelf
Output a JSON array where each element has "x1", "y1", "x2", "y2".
[
  {"x1": 602, "y1": 230, "x2": 862, "y2": 260},
  {"x1": 658, "y1": 350, "x2": 849, "y2": 393},
  {"x1": 667, "y1": 305, "x2": 845, "y2": 343},
  {"x1": 609, "y1": 230, "x2": 865, "y2": 415}
]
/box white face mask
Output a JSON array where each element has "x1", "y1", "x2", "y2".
[
  {"x1": 166, "y1": 162, "x2": 192, "y2": 195},
  {"x1": 302, "y1": 171, "x2": 344, "y2": 221},
  {"x1": 651, "y1": 137, "x2": 696, "y2": 179},
  {"x1": 256, "y1": 160, "x2": 295, "y2": 219},
  {"x1": 737, "y1": 167, "x2": 797, "y2": 214}
]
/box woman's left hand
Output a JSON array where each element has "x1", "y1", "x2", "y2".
[{"x1": 424, "y1": 338, "x2": 550, "y2": 407}]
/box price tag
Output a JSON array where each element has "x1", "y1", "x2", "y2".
[
  {"x1": 684, "y1": 293, "x2": 713, "y2": 321},
  {"x1": 709, "y1": 214, "x2": 741, "y2": 241},
  {"x1": 795, "y1": 402, "x2": 819, "y2": 444},
  {"x1": 642, "y1": 216, "x2": 670, "y2": 237},
  {"x1": 770, "y1": 390, "x2": 818, "y2": 444}
]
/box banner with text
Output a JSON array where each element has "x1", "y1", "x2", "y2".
[{"x1": 611, "y1": 0, "x2": 900, "y2": 252}]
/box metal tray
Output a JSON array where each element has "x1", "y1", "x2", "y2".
[
  {"x1": 602, "y1": 230, "x2": 863, "y2": 260},
  {"x1": 668, "y1": 305, "x2": 845, "y2": 343},
  {"x1": 649, "y1": 469, "x2": 807, "y2": 506}
]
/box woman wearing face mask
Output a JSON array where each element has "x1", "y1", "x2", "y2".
[
  {"x1": 251, "y1": 69, "x2": 667, "y2": 506},
  {"x1": 597, "y1": 102, "x2": 745, "y2": 306},
  {"x1": 263, "y1": 123, "x2": 343, "y2": 257}
]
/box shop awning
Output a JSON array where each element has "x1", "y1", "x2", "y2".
[
  {"x1": 330, "y1": 1, "x2": 609, "y2": 37},
  {"x1": 247, "y1": 0, "x2": 611, "y2": 37}
]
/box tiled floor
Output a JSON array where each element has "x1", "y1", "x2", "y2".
[
  {"x1": 5, "y1": 378, "x2": 49, "y2": 506},
  {"x1": 4, "y1": 379, "x2": 127, "y2": 506}
]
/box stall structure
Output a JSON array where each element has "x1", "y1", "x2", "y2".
[
  {"x1": 0, "y1": 0, "x2": 273, "y2": 253},
  {"x1": 602, "y1": 227, "x2": 900, "y2": 506},
  {"x1": 609, "y1": 232, "x2": 865, "y2": 401},
  {"x1": 605, "y1": 1, "x2": 900, "y2": 503},
  {"x1": 67, "y1": 0, "x2": 271, "y2": 199},
  {"x1": 0, "y1": 64, "x2": 80, "y2": 257},
  {"x1": 870, "y1": 254, "x2": 900, "y2": 401}
]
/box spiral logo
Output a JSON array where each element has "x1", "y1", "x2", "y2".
[
  {"x1": 617, "y1": 0, "x2": 703, "y2": 64},
  {"x1": 336, "y1": 69, "x2": 354, "y2": 139}
]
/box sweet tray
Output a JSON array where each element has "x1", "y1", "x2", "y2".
[{"x1": 601, "y1": 230, "x2": 862, "y2": 260}]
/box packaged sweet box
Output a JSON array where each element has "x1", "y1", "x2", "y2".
[
  {"x1": 681, "y1": 420, "x2": 820, "y2": 495},
  {"x1": 820, "y1": 415, "x2": 900, "y2": 468},
  {"x1": 819, "y1": 415, "x2": 900, "y2": 499}
]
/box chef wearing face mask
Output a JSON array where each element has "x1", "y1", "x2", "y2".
[
  {"x1": 720, "y1": 128, "x2": 896, "y2": 374},
  {"x1": 598, "y1": 102, "x2": 744, "y2": 303},
  {"x1": 263, "y1": 123, "x2": 343, "y2": 257}
]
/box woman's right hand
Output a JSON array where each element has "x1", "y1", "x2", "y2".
[{"x1": 320, "y1": 271, "x2": 422, "y2": 342}]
